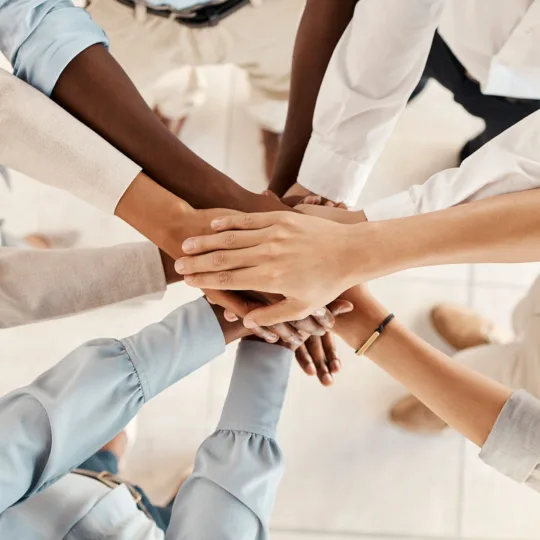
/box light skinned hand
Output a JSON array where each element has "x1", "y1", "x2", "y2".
[{"x1": 176, "y1": 212, "x2": 360, "y2": 327}]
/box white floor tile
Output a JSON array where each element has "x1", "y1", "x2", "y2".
[
  {"x1": 473, "y1": 263, "x2": 540, "y2": 289},
  {"x1": 180, "y1": 66, "x2": 234, "y2": 173},
  {"x1": 461, "y1": 441, "x2": 540, "y2": 539},
  {"x1": 223, "y1": 67, "x2": 269, "y2": 194}
]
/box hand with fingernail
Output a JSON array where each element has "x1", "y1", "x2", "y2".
[{"x1": 176, "y1": 211, "x2": 362, "y2": 329}]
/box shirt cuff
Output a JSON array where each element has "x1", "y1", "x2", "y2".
[
  {"x1": 13, "y1": 11, "x2": 108, "y2": 96},
  {"x1": 297, "y1": 133, "x2": 374, "y2": 207},
  {"x1": 218, "y1": 340, "x2": 293, "y2": 439},
  {"x1": 480, "y1": 390, "x2": 540, "y2": 483},
  {"x1": 122, "y1": 297, "x2": 225, "y2": 402},
  {"x1": 363, "y1": 190, "x2": 418, "y2": 221},
  {"x1": 124, "y1": 242, "x2": 167, "y2": 301}
]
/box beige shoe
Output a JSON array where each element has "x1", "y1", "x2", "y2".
[
  {"x1": 389, "y1": 394, "x2": 448, "y2": 433},
  {"x1": 431, "y1": 303, "x2": 495, "y2": 350}
]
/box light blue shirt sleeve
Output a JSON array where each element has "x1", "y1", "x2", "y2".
[
  {"x1": 0, "y1": 0, "x2": 109, "y2": 95},
  {"x1": 167, "y1": 340, "x2": 293, "y2": 540},
  {"x1": 0, "y1": 297, "x2": 225, "y2": 514}
]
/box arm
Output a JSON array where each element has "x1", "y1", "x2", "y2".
[
  {"x1": 0, "y1": 0, "x2": 289, "y2": 213},
  {"x1": 292, "y1": 0, "x2": 445, "y2": 206},
  {"x1": 269, "y1": 0, "x2": 359, "y2": 196},
  {"x1": 0, "y1": 69, "x2": 139, "y2": 214},
  {"x1": 0, "y1": 243, "x2": 179, "y2": 329},
  {"x1": 167, "y1": 339, "x2": 292, "y2": 539},
  {"x1": 0, "y1": 297, "x2": 249, "y2": 513},
  {"x1": 334, "y1": 286, "x2": 540, "y2": 491},
  {"x1": 52, "y1": 46, "x2": 287, "y2": 213}
]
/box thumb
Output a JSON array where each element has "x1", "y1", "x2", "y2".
[{"x1": 244, "y1": 298, "x2": 313, "y2": 328}]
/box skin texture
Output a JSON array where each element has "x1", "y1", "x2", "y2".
[
  {"x1": 175, "y1": 188, "x2": 540, "y2": 326},
  {"x1": 52, "y1": 45, "x2": 287, "y2": 215},
  {"x1": 177, "y1": 211, "x2": 361, "y2": 326},
  {"x1": 269, "y1": 0, "x2": 359, "y2": 195},
  {"x1": 333, "y1": 286, "x2": 511, "y2": 447}
]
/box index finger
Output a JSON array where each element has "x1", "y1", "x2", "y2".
[{"x1": 210, "y1": 212, "x2": 290, "y2": 232}]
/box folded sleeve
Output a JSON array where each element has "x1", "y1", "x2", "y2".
[
  {"x1": 364, "y1": 101, "x2": 540, "y2": 221},
  {"x1": 480, "y1": 390, "x2": 540, "y2": 493},
  {"x1": 0, "y1": 297, "x2": 225, "y2": 513},
  {"x1": 0, "y1": 242, "x2": 166, "y2": 329},
  {"x1": 167, "y1": 340, "x2": 293, "y2": 539},
  {"x1": 0, "y1": 70, "x2": 140, "y2": 213},
  {"x1": 0, "y1": 0, "x2": 108, "y2": 96},
  {"x1": 297, "y1": 0, "x2": 445, "y2": 206}
]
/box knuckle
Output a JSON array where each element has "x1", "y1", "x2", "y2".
[
  {"x1": 218, "y1": 270, "x2": 233, "y2": 285},
  {"x1": 242, "y1": 214, "x2": 254, "y2": 228},
  {"x1": 224, "y1": 231, "x2": 237, "y2": 246},
  {"x1": 211, "y1": 251, "x2": 226, "y2": 268}
]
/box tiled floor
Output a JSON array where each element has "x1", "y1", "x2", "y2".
[{"x1": 2, "y1": 66, "x2": 540, "y2": 538}]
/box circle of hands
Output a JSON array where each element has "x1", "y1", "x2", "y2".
[{"x1": 179, "y1": 191, "x2": 356, "y2": 387}]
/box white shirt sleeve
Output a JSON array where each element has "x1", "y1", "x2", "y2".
[
  {"x1": 0, "y1": 69, "x2": 140, "y2": 213},
  {"x1": 364, "y1": 109, "x2": 540, "y2": 221},
  {"x1": 297, "y1": 0, "x2": 446, "y2": 206}
]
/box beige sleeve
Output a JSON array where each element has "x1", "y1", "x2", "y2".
[
  {"x1": 0, "y1": 69, "x2": 141, "y2": 214},
  {"x1": 0, "y1": 242, "x2": 166, "y2": 329}
]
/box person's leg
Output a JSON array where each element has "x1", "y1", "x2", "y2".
[
  {"x1": 151, "y1": 67, "x2": 208, "y2": 136},
  {"x1": 86, "y1": 0, "x2": 210, "y2": 128},
  {"x1": 422, "y1": 32, "x2": 540, "y2": 161},
  {"x1": 217, "y1": 0, "x2": 305, "y2": 179}
]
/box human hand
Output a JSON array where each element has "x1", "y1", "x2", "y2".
[
  {"x1": 205, "y1": 289, "x2": 335, "y2": 348},
  {"x1": 222, "y1": 296, "x2": 353, "y2": 386},
  {"x1": 176, "y1": 212, "x2": 361, "y2": 326}
]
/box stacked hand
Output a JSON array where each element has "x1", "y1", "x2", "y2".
[
  {"x1": 176, "y1": 194, "x2": 367, "y2": 386},
  {"x1": 176, "y1": 209, "x2": 361, "y2": 326}
]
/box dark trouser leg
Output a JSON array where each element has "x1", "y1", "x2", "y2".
[{"x1": 412, "y1": 32, "x2": 540, "y2": 161}]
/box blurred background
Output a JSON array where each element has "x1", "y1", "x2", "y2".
[{"x1": 1, "y1": 54, "x2": 539, "y2": 539}]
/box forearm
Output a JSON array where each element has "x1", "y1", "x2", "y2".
[
  {"x1": 269, "y1": 0, "x2": 358, "y2": 195},
  {"x1": 334, "y1": 287, "x2": 511, "y2": 447},
  {"x1": 350, "y1": 189, "x2": 540, "y2": 282},
  {"x1": 167, "y1": 340, "x2": 291, "y2": 539},
  {"x1": 52, "y1": 45, "x2": 288, "y2": 213},
  {"x1": 0, "y1": 298, "x2": 238, "y2": 512}
]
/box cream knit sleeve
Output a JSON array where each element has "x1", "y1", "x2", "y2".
[{"x1": 0, "y1": 69, "x2": 141, "y2": 214}]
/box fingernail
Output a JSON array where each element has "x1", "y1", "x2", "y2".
[
  {"x1": 292, "y1": 336, "x2": 304, "y2": 347},
  {"x1": 306, "y1": 364, "x2": 316, "y2": 376},
  {"x1": 211, "y1": 218, "x2": 226, "y2": 230},
  {"x1": 322, "y1": 374, "x2": 333, "y2": 386},
  {"x1": 331, "y1": 360, "x2": 341, "y2": 372},
  {"x1": 313, "y1": 308, "x2": 326, "y2": 316},
  {"x1": 185, "y1": 275, "x2": 195, "y2": 286},
  {"x1": 174, "y1": 259, "x2": 185, "y2": 273},
  {"x1": 182, "y1": 239, "x2": 195, "y2": 253},
  {"x1": 264, "y1": 332, "x2": 279, "y2": 343},
  {"x1": 243, "y1": 317, "x2": 257, "y2": 329}
]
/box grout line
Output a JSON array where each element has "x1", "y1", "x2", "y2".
[
  {"x1": 453, "y1": 264, "x2": 477, "y2": 538},
  {"x1": 271, "y1": 527, "x2": 499, "y2": 540}
]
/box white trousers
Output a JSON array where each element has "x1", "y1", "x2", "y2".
[
  {"x1": 457, "y1": 275, "x2": 540, "y2": 398},
  {"x1": 87, "y1": 0, "x2": 305, "y2": 132}
]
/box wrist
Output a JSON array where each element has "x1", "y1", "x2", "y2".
[
  {"x1": 115, "y1": 172, "x2": 197, "y2": 259},
  {"x1": 333, "y1": 286, "x2": 390, "y2": 349},
  {"x1": 208, "y1": 302, "x2": 251, "y2": 344}
]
